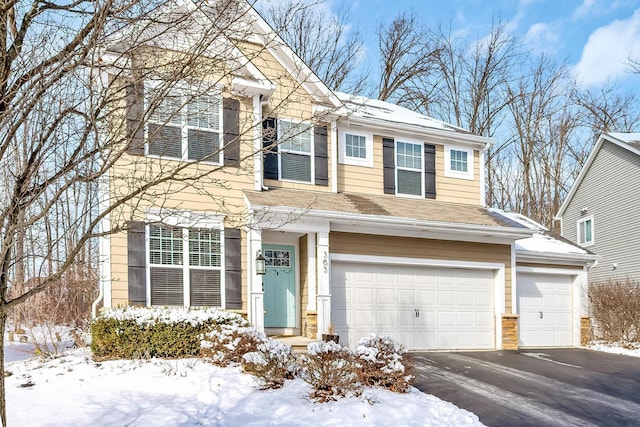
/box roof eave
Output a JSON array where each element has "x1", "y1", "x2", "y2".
[{"x1": 517, "y1": 250, "x2": 600, "y2": 266}]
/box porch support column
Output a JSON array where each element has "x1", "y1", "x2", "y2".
[
  {"x1": 316, "y1": 231, "x2": 331, "y2": 335},
  {"x1": 307, "y1": 233, "x2": 317, "y2": 312},
  {"x1": 249, "y1": 228, "x2": 264, "y2": 330}
]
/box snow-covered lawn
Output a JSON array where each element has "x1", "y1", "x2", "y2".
[
  {"x1": 4, "y1": 341, "x2": 483, "y2": 427},
  {"x1": 588, "y1": 341, "x2": 640, "y2": 358}
]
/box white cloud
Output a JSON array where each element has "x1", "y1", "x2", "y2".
[
  {"x1": 573, "y1": 9, "x2": 640, "y2": 86},
  {"x1": 573, "y1": 0, "x2": 597, "y2": 20},
  {"x1": 524, "y1": 22, "x2": 561, "y2": 54}
]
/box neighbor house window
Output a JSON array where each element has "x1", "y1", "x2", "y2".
[
  {"x1": 338, "y1": 129, "x2": 373, "y2": 167},
  {"x1": 147, "y1": 84, "x2": 222, "y2": 163},
  {"x1": 445, "y1": 146, "x2": 474, "y2": 180},
  {"x1": 279, "y1": 119, "x2": 313, "y2": 182},
  {"x1": 396, "y1": 141, "x2": 423, "y2": 196},
  {"x1": 577, "y1": 216, "x2": 594, "y2": 246},
  {"x1": 148, "y1": 224, "x2": 222, "y2": 306}
]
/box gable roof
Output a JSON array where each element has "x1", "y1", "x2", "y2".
[
  {"x1": 556, "y1": 132, "x2": 640, "y2": 219},
  {"x1": 335, "y1": 92, "x2": 494, "y2": 148}
]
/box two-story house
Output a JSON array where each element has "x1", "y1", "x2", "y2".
[
  {"x1": 556, "y1": 132, "x2": 640, "y2": 284},
  {"x1": 97, "y1": 0, "x2": 596, "y2": 350}
]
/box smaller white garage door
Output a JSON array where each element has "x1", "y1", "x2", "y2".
[
  {"x1": 517, "y1": 273, "x2": 573, "y2": 347},
  {"x1": 332, "y1": 262, "x2": 496, "y2": 351}
]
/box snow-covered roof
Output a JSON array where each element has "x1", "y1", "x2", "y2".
[
  {"x1": 334, "y1": 92, "x2": 493, "y2": 146},
  {"x1": 490, "y1": 209, "x2": 593, "y2": 258}
]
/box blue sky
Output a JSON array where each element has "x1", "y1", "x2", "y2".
[{"x1": 330, "y1": 0, "x2": 640, "y2": 88}]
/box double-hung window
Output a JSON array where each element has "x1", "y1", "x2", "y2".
[
  {"x1": 147, "y1": 84, "x2": 222, "y2": 163},
  {"x1": 396, "y1": 141, "x2": 423, "y2": 196},
  {"x1": 577, "y1": 216, "x2": 594, "y2": 247},
  {"x1": 148, "y1": 224, "x2": 222, "y2": 306},
  {"x1": 279, "y1": 119, "x2": 313, "y2": 182}
]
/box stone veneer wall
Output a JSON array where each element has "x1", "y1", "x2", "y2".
[{"x1": 502, "y1": 314, "x2": 519, "y2": 350}]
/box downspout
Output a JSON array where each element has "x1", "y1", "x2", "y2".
[
  {"x1": 480, "y1": 144, "x2": 487, "y2": 206},
  {"x1": 331, "y1": 121, "x2": 338, "y2": 193}
]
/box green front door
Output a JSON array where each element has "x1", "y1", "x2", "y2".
[{"x1": 263, "y1": 244, "x2": 296, "y2": 328}]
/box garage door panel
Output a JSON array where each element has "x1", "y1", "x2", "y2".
[
  {"x1": 518, "y1": 273, "x2": 572, "y2": 347},
  {"x1": 332, "y1": 262, "x2": 495, "y2": 350}
]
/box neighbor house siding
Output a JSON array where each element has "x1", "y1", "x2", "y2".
[
  {"x1": 330, "y1": 232, "x2": 513, "y2": 312},
  {"x1": 562, "y1": 140, "x2": 640, "y2": 283}
]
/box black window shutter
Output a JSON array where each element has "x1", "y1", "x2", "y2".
[
  {"x1": 314, "y1": 125, "x2": 328, "y2": 186},
  {"x1": 223, "y1": 97, "x2": 240, "y2": 166},
  {"x1": 424, "y1": 144, "x2": 436, "y2": 199},
  {"x1": 224, "y1": 228, "x2": 242, "y2": 309},
  {"x1": 127, "y1": 221, "x2": 147, "y2": 305},
  {"x1": 383, "y1": 137, "x2": 395, "y2": 194},
  {"x1": 263, "y1": 117, "x2": 278, "y2": 180},
  {"x1": 126, "y1": 80, "x2": 145, "y2": 156}
]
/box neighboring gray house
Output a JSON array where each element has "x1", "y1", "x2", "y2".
[{"x1": 556, "y1": 132, "x2": 640, "y2": 284}]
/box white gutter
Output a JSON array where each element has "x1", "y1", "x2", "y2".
[
  {"x1": 249, "y1": 204, "x2": 534, "y2": 241},
  {"x1": 343, "y1": 115, "x2": 494, "y2": 148},
  {"x1": 516, "y1": 250, "x2": 600, "y2": 266}
]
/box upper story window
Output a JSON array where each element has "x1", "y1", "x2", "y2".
[
  {"x1": 577, "y1": 216, "x2": 594, "y2": 247},
  {"x1": 148, "y1": 224, "x2": 222, "y2": 307},
  {"x1": 146, "y1": 84, "x2": 222, "y2": 163},
  {"x1": 445, "y1": 146, "x2": 474, "y2": 180},
  {"x1": 338, "y1": 129, "x2": 373, "y2": 167},
  {"x1": 278, "y1": 119, "x2": 314, "y2": 183},
  {"x1": 396, "y1": 141, "x2": 423, "y2": 197}
]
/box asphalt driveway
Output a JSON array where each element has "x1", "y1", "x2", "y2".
[{"x1": 412, "y1": 349, "x2": 640, "y2": 427}]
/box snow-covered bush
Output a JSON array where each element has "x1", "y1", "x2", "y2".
[
  {"x1": 91, "y1": 306, "x2": 248, "y2": 360},
  {"x1": 200, "y1": 326, "x2": 267, "y2": 366},
  {"x1": 300, "y1": 341, "x2": 360, "y2": 401},
  {"x1": 356, "y1": 335, "x2": 413, "y2": 393},
  {"x1": 242, "y1": 339, "x2": 298, "y2": 389}
]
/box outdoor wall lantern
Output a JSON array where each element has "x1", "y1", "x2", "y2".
[{"x1": 255, "y1": 251, "x2": 266, "y2": 275}]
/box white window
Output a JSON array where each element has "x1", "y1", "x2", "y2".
[
  {"x1": 338, "y1": 129, "x2": 373, "y2": 167},
  {"x1": 146, "y1": 84, "x2": 223, "y2": 163},
  {"x1": 396, "y1": 141, "x2": 423, "y2": 197},
  {"x1": 279, "y1": 119, "x2": 314, "y2": 183},
  {"x1": 445, "y1": 146, "x2": 474, "y2": 180},
  {"x1": 148, "y1": 224, "x2": 223, "y2": 306},
  {"x1": 577, "y1": 216, "x2": 594, "y2": 247}
]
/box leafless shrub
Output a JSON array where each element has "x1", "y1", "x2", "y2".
[
  {"x1": 242, "y1": 340, "x2": 298, "y2": 389},
  {"x1": 355, "y1": 335, "x2": 413, "y2": 393},
  {"x1": 200, "y1": 326, "x2": 267, "y2": 366},
  {"x1": 589, "y1": 278, "x2": 640, "y2": 342},
  {"x1": 300, "y1": 341, "x2": 360, "y2": 402}
]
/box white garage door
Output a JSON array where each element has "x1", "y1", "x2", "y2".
[
  {"x1": 517, "y1": 273, "x2": 572, "y2": 347},
  {"x1": 331, "y1": 262, "x2": 495, "y2": 350}
]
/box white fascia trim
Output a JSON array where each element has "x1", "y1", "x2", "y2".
[
  {"x1": 249, "y1": 205, "x2": 534, "y2": 240},
  {"x1": 232, "y1": 77, "x2": 275, "y2": 98},
  {"x1": 331, "y1": 253, "x2": 504, "y2": 271},
  {"x1": 516, "y1": 250, "x2": 600, "y2": 266},
  {"x1": 343, "y1": 115, "x2": 493, "y2": 149}
]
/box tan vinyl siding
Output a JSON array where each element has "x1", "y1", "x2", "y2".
[
  {"x1": 338, "y1": 135, "x2": 384, "y2": 194},
  {"x1": 330, "y1": 232, "x2": 513, "y2": 312},
  {"x1": 437, "y1": 148, "x2": 481, "y2": 205},
  {"x1": 562, "y1": 140, "x2": 640, "y2": 283}
]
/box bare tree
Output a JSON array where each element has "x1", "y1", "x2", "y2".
[
  {"x1": 0, "y1": 0, "x2": 334, "y2": 424},
  {"x1": 260, "y1": 0, "x2": 367, "y2": 93},
  {"x1": 375, "y1": 11, "x2": 439, "y2": 102}
]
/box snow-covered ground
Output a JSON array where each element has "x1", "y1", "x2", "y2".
[
  {"x1": 588, "y1": 341, "x2": 640, "y2": 358},
  {"x1": 4, "y1": 340, "x2": 483, "y2": 427}
]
